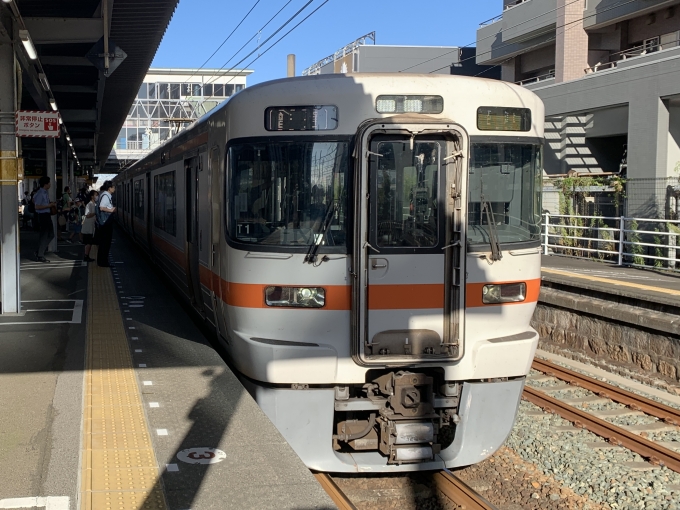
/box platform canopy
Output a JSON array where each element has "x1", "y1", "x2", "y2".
[{"x1": 1, "y1": 0, "x2": 179, "y2": 174}]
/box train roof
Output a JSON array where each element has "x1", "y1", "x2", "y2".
[{"x1": 117, "y1": 74, "x2": 544, "y2": 180}]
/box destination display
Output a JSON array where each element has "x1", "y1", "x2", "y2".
[
  {"x1": 477, "y1": 106, "x2": 531, "y2": 132},
  {"x1": 265, "y1": 105, "x2": 338, "y2": 131}
]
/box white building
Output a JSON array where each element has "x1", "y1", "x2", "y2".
[{"x1": 110, "y1": 67, "x2": 252, "y2": 169}]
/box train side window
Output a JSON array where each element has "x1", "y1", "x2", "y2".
[
  {"x1": 134, "y1": 180, "x2": 144, "y2": 220},
  {"x1": 154, "y1": 170, "x2": 176, "y2": 236}
]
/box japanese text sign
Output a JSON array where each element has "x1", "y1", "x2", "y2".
[{"x1": 15, "y1": 111, "x2": 60, "y2": 138}]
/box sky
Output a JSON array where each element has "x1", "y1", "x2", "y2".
[{"x1": 151, "y1": 0, "x2": 499, "y2": 85}]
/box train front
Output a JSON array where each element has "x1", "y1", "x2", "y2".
[{"x1": 222, "y1": 74, "x2": 544, "y2": 472}]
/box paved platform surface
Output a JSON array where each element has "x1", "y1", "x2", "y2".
[
  {"x1": 0, "y1": 227, "x2": 334, "y2": 510},
  {"x1": 0, "y1": 231, "x2": 87, "y2": 508},
  {"x1": 541, "y1": 255, "x2": 680, "y2": 307}
]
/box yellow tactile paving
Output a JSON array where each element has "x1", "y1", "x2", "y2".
[
  {"x1": 542, "y1": 267, "x2": 680, "y2": 296},
  {"x1": 81, "y1": 264, "x2": 167, "y2": 510}
]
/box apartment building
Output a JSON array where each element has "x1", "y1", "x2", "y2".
[{"x1": 478, "y1": 0, "x2": 680, "y2": 217}]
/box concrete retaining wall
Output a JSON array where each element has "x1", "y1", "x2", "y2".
[{"x1": 531, "y1": 282, "x2": 680, "y2": 385}]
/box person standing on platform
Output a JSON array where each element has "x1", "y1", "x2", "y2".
[
  {"x1": 33, "y1": 176, "x2": 56, "y2": 263},
  {"x1": 82, "y1": 190, "x2": 98, "y2": 262},
  {"x1": 67, "y1": 198, "x2": 84, "y2": 244},
  {"x1": 21, "y1": 191, "x2": 33, "y2": 229},
  {"x1": 96, "y1": 181, "x2": 116, "y2": 267}
]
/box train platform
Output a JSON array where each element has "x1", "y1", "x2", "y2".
[
  {"x1": 0, "y1": 227, "x2": 333, "y2": 510},
  {"x1": 541, "y1": 255, "x2": 680, "y2": 308}
]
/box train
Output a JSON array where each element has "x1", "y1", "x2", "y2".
[{"x1": 113, "y1": 73, "x2": 544, "y2": 472}]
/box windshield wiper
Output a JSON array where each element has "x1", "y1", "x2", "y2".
[
  {"x1": 304, "y1": 201, "x2": 336, "y2": 264},
  {"x1": 481, "y1": 192, "x2": 503, "y2": 262}
]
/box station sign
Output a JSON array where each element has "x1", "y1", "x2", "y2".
[{"x1": 15, "y1": 111, "x2": 60, "y2": 138}]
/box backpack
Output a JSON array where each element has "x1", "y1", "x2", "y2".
[{"x1": 95, "y1": 193, "x2": 112, "y2": 226}]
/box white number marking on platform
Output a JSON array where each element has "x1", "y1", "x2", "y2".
[{"x1": 177, "y1": 447, "x2": 227, "y2": 465}]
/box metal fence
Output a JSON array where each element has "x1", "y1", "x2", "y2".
[
  {"x1": 543, "y1": 213, "x2": 680, "y2": 271},
  {"x1": 625, "y1": 177, "x2": 680, "y2": 219}
]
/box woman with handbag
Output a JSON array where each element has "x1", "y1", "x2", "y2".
[
  {"x1": 82, "y1": 190, "x2": 98, "y2": 262},
  {"x1": 33, "y1": 176, "x2": 57, "y2": 263},
  {"x1": 96, "y1": 181, "x2": 116, "y2": 267}
]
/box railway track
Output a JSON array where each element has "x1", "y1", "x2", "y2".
[
  {"x1": 313, "y1": 470, "x2": 497, "y2": 510},
  {"x1": 432, "y1": 470, "x2": 498, "y2": 509},
  {"x1": 526, "y1": 357, "x2": 680, "y2": 473}
]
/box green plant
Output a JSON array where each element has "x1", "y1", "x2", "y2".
[
  {"x1": 608, "y1": 175, "x2": 627, "y2": 213},
  {"x1": 594, "y1": 217, "x2": 615, "y2": 260},
  {"x1": 652, "y1": 228, "x2": 664, "y2": 268},
  {"x1": 627, "y1": 220, "x2": 645, "y2": 266}
]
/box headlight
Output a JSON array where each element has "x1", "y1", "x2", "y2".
[
  {"x1": 482, "y1": 283, "x2": 526, "y2": 304},
  {"x1": 265, "y1": 286, "x2": 325, "y2": 308}
]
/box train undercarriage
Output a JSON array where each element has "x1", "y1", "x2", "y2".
[{"x1": 332, "y1": 370, "x2": 461, "y2": 464}]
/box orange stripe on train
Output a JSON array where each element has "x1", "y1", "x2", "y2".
[
  {"x1": 148, "y1": 236, "x2": 540, "y2": 310},
  {"x1": 368, "y1": 284, "x2": 444, "y2": 310}
]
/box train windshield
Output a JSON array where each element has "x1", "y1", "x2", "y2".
[
  {"x1": 467, "y1": 142, "x2": 542, "y2": 248},
  {"x1": 228, "y1": 140, "x2": 349, "y2": 249}
]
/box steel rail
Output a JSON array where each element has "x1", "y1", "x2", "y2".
[
  {"x1": 433, "y1": 471, "x2": 498, "y2": 510},
  {"x1": 532, "y1": 358, "x2": 680, "y2": 426},
  {"x1": 523, "y1": 386, "x2": 680, "y2": 473},
  {"x1": 312, "y1": 473, "x2": 358, "y2": 510}
]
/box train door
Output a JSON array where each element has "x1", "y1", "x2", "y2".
[
  {"x1": 130, "y1": 181, "x2": 136, "y2": 239},
  {"x1": 358, "y1": 127, "x2": 466, "y2": 363},
  {"x1": 146, "y1": 173, "x2": 152, "y2": 249},
  {"x1": 197, "y1": 152, "x2": 211, "y2": 310},
  {"x1": 126, "y1": 182, "x2": 132, "y2": 232},
  {"x1": 209, "y1": 146, "x2": 229, "y2": 341},
  {"x1": 185, "y1": 156, "x2": 203, "y2": 311}
]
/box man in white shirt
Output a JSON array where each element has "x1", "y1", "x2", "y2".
[
  {"x1": 33, "y1": 176, "x2": 57, "y2": 262},
  {"x1": 96, "y1": 181, "x2": 116, "y2": 267},
  {"x1": 82, "y1": 190, "x2": 98, "y2": 262}
]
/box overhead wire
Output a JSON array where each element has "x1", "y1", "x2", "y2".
[
  {"x1": 200, "y1": 0, "x2": 295, "y2": 84},
  {"x1": 219, "y1": 0, "x2": 332, "y2": 87},
  {"x1": 200, "y1": 0, "x2": 330, "y2": 103},
  {"x1": 424, "y1": 0, "x2": 640, "y2": 74},
  {"x1": 203, "y1": 0, "x2": 315, "y2": 87},
  {"x1": 180, "y1": 0, "x2": 262, "y2": 85}
]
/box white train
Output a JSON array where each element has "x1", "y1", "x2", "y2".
[{"x1": 114, "y1": 73, "x2": 544, "y2": 472}]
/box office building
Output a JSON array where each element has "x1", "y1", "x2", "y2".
[
  {"x1": 302, "y1": 32, "x2": 499, "y2": 79},
  {"x1": 477, "y1": 0, "x2": 680, "y2": 217}
]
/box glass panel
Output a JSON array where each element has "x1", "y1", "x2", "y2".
[
  {"x1": 154, "y1": 171, "x2": 176, "y2": 236},
  {"x1": 228, "y1": 141, "x2": 349, "y2": 248},
  {"x1": 170, "y1": 83, "x2": 180, "y2": 99},
  {"x1": 203, "y1": 83, "x2": 213, "y2": 96},
  {"x1": 225, "y1": 84, "x2": 234, "y2": 96},
  {"x1": 148, "y1": 83, "x2": 157, "y2": 99},
  {"x1": 138, "y1": 84, "x2": 148, "y2": 99},
  {"x1": 214, "y1": 84, "x2": 224, "y2": 96},
  {"x1": 467, "y1": 143, "x2": 542, "y2": 246},
  {"x1": 374, "y1": 141, "x2": 440, "y2": 247},
  {"x1": 235, "y1": 84, "x2": 244, "y2": 92},
  {"x1": 192, "y1": 84, "x2": 202, "y2": 96},
  {"x1": 159, "y1": 83, "x2": 169, "y2": 100},
  {"x1": 134, "y1": 180, "x2": 144, "y2": 220}
]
